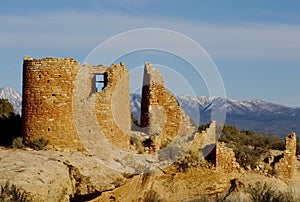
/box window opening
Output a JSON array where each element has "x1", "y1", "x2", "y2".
[{"x1": 94, "y1": 74, "x2": 107, "y2": 92}]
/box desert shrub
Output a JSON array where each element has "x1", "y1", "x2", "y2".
[
  {"x1": 246, "y1": 181, "x2": 295, "y2": 202},
  {"x1": 177, "y1": 150, "x2": 200, "y2": 171},
  {"x1": 267, "y1": 135, "x2": 285, "y2": 150},
  {"x1": 12, "y1": 137, "x2": 25, "y2": 149},
  {"x1": 219, "y1": 125, "x2": 242, "y2": 144},
  {"x1": 143, "y1": 190, "x2": 163, "y2": 202},
  {"x1": 219, "y1": 125, "x2": 288, "y2": 169},
  {"x1": 30, "y1": 137, "x2": 49, "y2": 150},
  {"x1": 0, "y1": 181, "x2": 29, "y2": 202},
  {"x1": 174, "y1": 150, "x2": 212, "y2": 172},
  {"x1": 220, "y1": 125, "x2": 285, "y2": 150},
  {"x1": 234, "y1": 145, "x2": 267, "y2": 170},
  {"x1": 223, "y1": 125, "x2": 239, "y2": 136},
  {"x1": 0, "y1": 99, "x2": 14, "y2": 118}
]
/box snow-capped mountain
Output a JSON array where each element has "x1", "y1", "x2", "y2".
[
  {"x1": 0, "y1": 87, "x2": 22, "y2": 114},
  {"x1": 1, "y1": 87, "x2": 299, "y2": 138},
  {"x1": 131, "y1": 94, "x2": 300, "y2": 138}
]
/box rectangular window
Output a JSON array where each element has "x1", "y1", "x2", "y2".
[{"x1": 93, "y1": 73, "x2": 107, "y2": 92}]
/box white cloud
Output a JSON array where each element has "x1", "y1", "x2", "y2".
[{"x1": 0, "y1": 10, "x2": 300, "y2": 61}]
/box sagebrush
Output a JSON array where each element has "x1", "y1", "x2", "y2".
[
  {"x1": 246, "y1": 181, "x2": 295, "y2": 202},
  {"x1": 0, "y1": 181, "x2": 29, "y2": 202}
]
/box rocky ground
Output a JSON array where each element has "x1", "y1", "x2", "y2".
[
  {"x1": 0, "y1": 148, "x2": 128, "y2": 201},
  {"x1": 0, "y1": 147, "x2": 299, "y2": 201},
  {"x1": 94, "y1": 161, "x2": 300, "y2": 201}
]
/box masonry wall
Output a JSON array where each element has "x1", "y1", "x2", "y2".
[
  {"x1": 189, "y1": 121, "x2": 240, "y2": 172},
  {"x1": 275, "y1": 132, "x2": 297, "y2": 180},
  {"x1": 190, "y1": 121, "x2": 216, "y2": 160},
  {"x1": 22, "y1": 56, "x2": 131, "y2": 151},
  {"x1": 216, "y1": 142, "x2": 240, "y2": 172},
  {"x1": 95, "y1": 63, "x2": 131, "y2": 149},
  {"x1": 22, "y1": 56, "x2": 83, "y2": 150},
  {"x1": 140, "y1": 62, "x2": 194, "y2": 151}
]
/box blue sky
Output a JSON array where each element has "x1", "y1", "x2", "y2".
[{"x1": 0, "y1": 0, "x2": 300, "y2": 106}]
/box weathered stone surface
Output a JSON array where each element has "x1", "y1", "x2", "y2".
[
  {"x1": 22, "y1": 56, "x2": 83, "y2": 151},
  {"x1": 94, "y1": 63, "x2": 131, "y2": 149},
  {"x1": 2, "y1": 147, "x2": 300, "y2": 202},
  {"x1": 140, "y1": 62, "x2": 195, "y2": 152},
  {"x1": 216, "y1": 142, "x2": 240, "y2": 172},
  {"x1": 0, "y1": 148, "x2": 126, "y2": 202},
  {"x1": 22, "y1": 56, "x2": 131, "y2": 151},
  {"x1": 274, "y1": 132, "x2": 297, "y2": 180},
  {"x1": 190, "y1": 121, "x2": 216, "y2": 159}
]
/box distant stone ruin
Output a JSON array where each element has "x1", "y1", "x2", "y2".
[
  {"x1": 190, "y1": 121, "x2": 240, "y2": 172},
  {"x1": 274, "y1": 132, "x2": 297, "y2": 180},
  {"x1": 190, "y1": 121, "x2": 297, "y2": 178}
]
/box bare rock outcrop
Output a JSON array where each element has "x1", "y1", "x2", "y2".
[{"x1": 0, "y1": 149, "x2": 127, "y2": 201}]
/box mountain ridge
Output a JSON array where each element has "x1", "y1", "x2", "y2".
[
  {"x1": 1, "y1": 87, "x2": 299, "y2": 138},
  {"x1": 131, "y1": 93, "x2": 300, "y2": 138}
]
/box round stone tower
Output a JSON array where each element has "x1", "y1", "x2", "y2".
[{"x1": 22, "y1": 56, "x2": 83, "y2": 150}]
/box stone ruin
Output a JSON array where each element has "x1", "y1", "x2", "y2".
[
  {"x1": 273, "y1": 132, "x2": 297, "y2": 180},
  {"x1": 21, "y1": 56, "x2": 194, "y2": 154},
  {"x1": 190, "y1": 121, "x2": 240, "y2": 172},
  {"x1": 190, "y1": 121, "x2": 297, "y2": 178},
  {"x1": 22, "y1": 56, "x2": 85, "y2": 151},
  {"x1": 21, "y1": 56, "x2": 297, "y2": 180},
  {"x1": 139, "y1": 62, "x2": 194, "y2": 153}
]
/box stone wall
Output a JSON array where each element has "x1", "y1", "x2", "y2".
[
  {"x1": 190, "y1": 121, "x2": 240, "y2": 172},
  {"x1": 22, "y1": 56, "x2": 131, "y2": 151},
  {"x1": 275, "y1": 132, "x2": 297, "y2": 180},
  {"x1": 190, "y1": 121, "x2": 216, "y2": 160},
  {"x1": 140, "y1": 62, "x2": 194, "y2": 151},
  {"x1": 22, "y1": 56, "x2": 83, "y2": 151},
  {"x1": 216, "y1": 142, "x2": 240, "y2": 172},
  {"x1": 94, "y1": 63, "x2": 131, "y2": 149},
  {"x1": 140, "y1": 62, "x2": 167, "y2": 135}
]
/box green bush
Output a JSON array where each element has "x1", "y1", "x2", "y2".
[
  {"x1": 234, "y1": 145, "x2": 267, "y2": 170},
  {"x1": 12, "y1": 137, "x2": 25, "y2": 149},
  {"x1": 220, "y1": 125, "x2": 285, "y2": 151},
  {"x1": 0, "y1": 99, "x2": 14, "y2": 118},
  {"x1": 0, "y1": 181, "x2": 29, "y2": 202},
  {"x1": 30, "y1": 137, "x2": 49, "y2": 150},
  {"x1": 267, "y1": 135, "x2": 285, "y2": 151},
  {"x1": 246, "y1": 181, "x2": 295, "y2": 202},
  {"x1": 219, "y1": 125, "x2": 288, "y2": 169}
]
